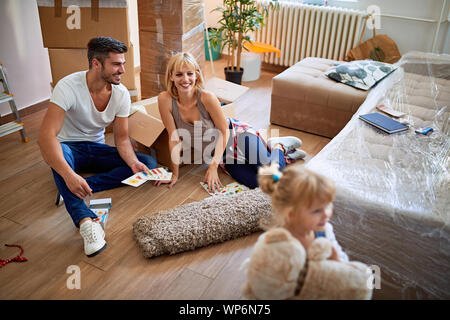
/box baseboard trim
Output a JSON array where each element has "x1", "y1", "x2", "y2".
[
  {"x1": 217, "y1": 53, "x2": 288, "y2": 74},
  {"x1": 1, "y1": 99, "x2": 49, "y2": 123},
  {"x1": 261, "y1": 62, "x2": 288, "y2": 74}
]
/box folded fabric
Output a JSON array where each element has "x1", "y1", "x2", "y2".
[
  {"x1": 133, "y1": 188, "x2": 273, "y2": 258},
  {"x1": 325, "y1": 60, "x2": 398, "y2": 90}
]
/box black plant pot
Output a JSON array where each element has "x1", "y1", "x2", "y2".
[{"x1": 224, "y1": 67, "x2": 244, "y2": 85}]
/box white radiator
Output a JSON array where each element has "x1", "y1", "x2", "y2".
[{"x1": 255, "y1": 1, "x2": 365, "y2": 66}]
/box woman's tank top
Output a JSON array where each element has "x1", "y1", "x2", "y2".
[{"x1": 171, "y1": 91, "x2": 220, "y2": 161}]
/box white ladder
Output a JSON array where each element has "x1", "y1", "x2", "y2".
[{"x1": 0, "y1": 62, "x2": 28, "y2": 142}]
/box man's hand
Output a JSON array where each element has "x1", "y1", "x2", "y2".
[
  {"x1": 130, "y1": 160, "x2": 150, "y2": 175},
  {"x1": 64, "y1": 173, "x2": 92, "y2": 199}
]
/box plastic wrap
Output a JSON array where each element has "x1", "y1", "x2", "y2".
[
  {"x1": 138, "y1": 0, "x2": 205, "y2": 98},
  {"x1": 306, "y1": 52, "x2": 450, "y2": 299}
]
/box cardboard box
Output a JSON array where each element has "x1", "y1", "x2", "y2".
[
  {"x1": 48, "y1": 43, "x2": 139, "y2": 92},
  {"x1": 138, "y1": 0, "x2": 204, "y2": 35},
  {"x1": 37, "y1": 0, "x2": 130, "y2": 48},
  {"x1": 128, "y1": 97, "x2": 236, "y2": 167},
  {"x1": 204, "y1": 77, "x2": 250, "y2": 104},
  {"x1": 140, "y1": 23, "x2": 205, "y2": 74},
  {"x1": 139, "y1": 23, "x2": 205, "y2": 98}
]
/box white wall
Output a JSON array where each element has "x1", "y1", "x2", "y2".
[
  {"x1": 205, "y1": 0, "x2": 450, "y2": 54},
  {"x1": 332, "y1": 0, "x2": 450, "y2": 55},
  {"x1": 0, "y1": 0, "x2": 53, "y2": 117}
]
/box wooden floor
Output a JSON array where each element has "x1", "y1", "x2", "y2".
[{"x1": 0, "y1": 58, "x2": 330, "y2": 299}]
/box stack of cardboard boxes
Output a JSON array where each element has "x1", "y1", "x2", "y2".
[
  {"x1": 37, "y1": 0, "x2": 141, "y2": 102},
  {"x1": 138, "y1": 0, "x2": 205, "y2": 98}
]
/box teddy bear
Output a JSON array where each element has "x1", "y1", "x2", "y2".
[{"x1": 242, "y1": 228, "x2": 372, "y2": 300}]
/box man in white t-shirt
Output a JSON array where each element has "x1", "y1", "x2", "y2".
[{"x1": 38, "y1": 37, "x2": 157, "y2": 257}]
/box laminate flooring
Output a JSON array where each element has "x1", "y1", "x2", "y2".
[{"x1": 0, "y1": 57, "x2": 330, "y2": 299}]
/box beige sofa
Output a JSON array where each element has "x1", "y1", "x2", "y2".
[
  {"x1": 305, "y1": 52, "x2": 450, "y2": 299},
  {"x1": 271, "y1": 57, "x2": 369, "y2": 138}
]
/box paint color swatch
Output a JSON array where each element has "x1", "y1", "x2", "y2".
[
  {"x1": 200, "y1": 182, "x2": 250, "y2": 196},
  {"x1": 121, "y1": 172, "x2": 148, "y2": 187}
]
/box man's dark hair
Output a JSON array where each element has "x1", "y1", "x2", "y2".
[{"x1": 87, "y1": 37, "x2": 128, "y2": 69}]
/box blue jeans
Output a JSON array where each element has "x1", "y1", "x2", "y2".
[
  {"x1": 52, "y1": 141, "x2": 157, "y2": 228},
  {"x1": 224, "y1": 133, "x2": 286, "y2": 189}
]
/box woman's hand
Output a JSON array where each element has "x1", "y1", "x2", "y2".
[
  {"x1": 204, "y1": 164, "x2": 223, "y2": 193},
  {"x1": 153, "y1": 174, "x2": 178, "y2": 189}
]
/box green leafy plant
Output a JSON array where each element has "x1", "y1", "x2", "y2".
[{"x1": 210, "y1": 0, "x2": 279, "y2": 72}]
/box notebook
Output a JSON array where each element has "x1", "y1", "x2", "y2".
[{"x1": 359, "y1": 112, "x2": 409, "y2": 134}]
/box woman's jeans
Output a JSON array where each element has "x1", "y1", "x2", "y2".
[{"x1": 224, "y1": 133, "x2": 286, "y2": 189}]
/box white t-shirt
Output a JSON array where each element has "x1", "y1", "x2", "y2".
[{"x1": 50, "y1": 71, "x2": 130, "y2": 144}]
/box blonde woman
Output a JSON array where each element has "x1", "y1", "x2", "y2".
[
  {"x1": 156, "y1": 52, "x2": 306, "y2": 192},
  {"x1": 258, "y1": 163, "x2": 348, "y2": 261}
]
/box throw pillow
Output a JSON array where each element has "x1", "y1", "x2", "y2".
[{"x1": 325, "y1": 60, "x2": 398, "y2": 90}]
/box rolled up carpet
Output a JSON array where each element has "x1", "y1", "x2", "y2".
[{"x1": 133, "y1": 188, "x2": 273, "y2": 258}]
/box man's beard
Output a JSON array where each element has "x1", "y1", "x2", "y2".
[{"x1": 101, "y1": 66, "x2": 122, "y2": 85}]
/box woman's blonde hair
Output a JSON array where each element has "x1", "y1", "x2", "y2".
[
  {"x1": 258, "y1": 163, "x2": 336, "y2": 227},
  {"x1": 165, "y1": 52, "x2": 205, "y2": 100}
]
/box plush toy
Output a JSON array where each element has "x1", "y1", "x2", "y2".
[{"x1": 242, "y1": 228, "x2": 372, "y2": 300}]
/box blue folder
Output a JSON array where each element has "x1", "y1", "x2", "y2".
[{"x1": 359, "y1": 112, "x2": 408, "y2": 134}]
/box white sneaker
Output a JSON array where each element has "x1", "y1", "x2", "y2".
[
  {"x1": 287, "y1": 149, "x2": 307, "y2": 160},
  {"x1": 267, "y1": 136, "x2": 302, "y2": 153},
  {"x1": 79, "y1": 220, "x2": 107, "y2": 258}
]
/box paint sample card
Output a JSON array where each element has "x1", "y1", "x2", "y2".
[
  {"x1": 89, "y1": 198, "x2": 111, "y2": 229},
  {"x1": 200, "y1": 181, "x2": 250, "y2": 196},
  {"x1": 376, "y1": 104, "x2": 406, "y2": 118},
  {"x1": 121, "y1": 172, "x2": 148, "y2": 187},
  {"x1": 91, "y1": 208, "x2": 109, "y2": 229},
  {"x1": 143, "y1": 167, "x2": 172, "y2": 181}
]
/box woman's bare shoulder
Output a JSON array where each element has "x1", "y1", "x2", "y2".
[
  {"x1": 200, "y1": 89, "x2": 218, "y2": 101},
  {"x1": 158, "y1": 91, "x2": 172, "y2": 101}
]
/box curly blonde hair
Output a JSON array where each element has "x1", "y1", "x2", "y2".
[
  {"x1": 258, "y1": 163, "x2": 336, "y2": 227},
  {"x1": 165, "y1": 52, "x2": 205, "y2": 100}
]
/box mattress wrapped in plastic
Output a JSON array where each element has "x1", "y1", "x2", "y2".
[{"x1": 306, "y1": 52, "x2": 450, "y2": 299}]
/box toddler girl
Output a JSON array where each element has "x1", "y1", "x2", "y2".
[{"x1": 258, "y1": 163, "x2": 348, "y2": 261}]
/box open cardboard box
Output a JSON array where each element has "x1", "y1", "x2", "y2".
[{"x1": 128, "y1": 97, "x2": 236, "y2": 167}]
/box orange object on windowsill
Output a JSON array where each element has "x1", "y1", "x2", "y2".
[{"x1": 243, "y1": 41, "x2": 281, "y2": 58}]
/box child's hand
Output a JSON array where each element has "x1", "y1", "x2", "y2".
[{"x1": 329, "y1": 246, "x2": 340, "y2": 261}]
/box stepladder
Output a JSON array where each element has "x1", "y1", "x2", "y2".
[{"x1": 0, "y1": 62, "x2": 28, "y2": 142}]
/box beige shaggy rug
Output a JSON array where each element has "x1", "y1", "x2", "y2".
[{"x1": 133, "y1": 188, "x2": 273, "y2": 258}]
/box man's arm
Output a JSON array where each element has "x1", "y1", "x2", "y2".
[
  {"x1": 38, "y1": 103, "x2": 92, "y2": 199},
  {"x1": 113, "y1": 116, "x2": 149, "y2": 174}
]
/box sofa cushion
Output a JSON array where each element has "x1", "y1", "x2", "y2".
[
  {"x1": 325, "y1": 60, "x2": 398, "y2": 90},
  {"x1": 270, "y1": 57, "x2": 368, "y2": 138}
]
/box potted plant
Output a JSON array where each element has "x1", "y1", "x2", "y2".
[{"x1": 210, "y1": 0, "x2": 278, "y2": 84}]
